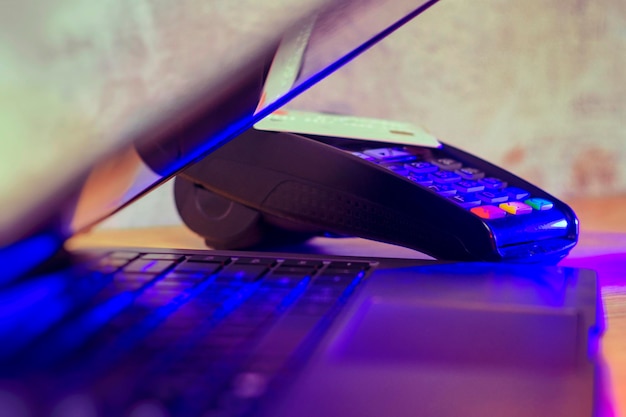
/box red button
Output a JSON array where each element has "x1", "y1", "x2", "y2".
[{"x1": 470, "y1": 205, "x2": 507, "y2": 219}]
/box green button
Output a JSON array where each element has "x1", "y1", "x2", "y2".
[{"x1": 524, "y1": 198, "x2": 554, "y2": 211}]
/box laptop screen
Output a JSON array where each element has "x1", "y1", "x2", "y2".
[{"x1": 0, "y1": 0, "x2": 440, "y2": 248}]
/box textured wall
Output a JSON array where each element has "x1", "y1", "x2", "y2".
[{"x1": 102, "y1": 0, "x2": 626, "y2": 229}]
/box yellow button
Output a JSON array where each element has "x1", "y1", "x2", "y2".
[{"x1": 499, "y1": 201, "x2": 532, "y2": 215}]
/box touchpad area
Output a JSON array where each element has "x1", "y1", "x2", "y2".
[{"x1": 333, "y1": 297, "x2": 580, "y2": 370}]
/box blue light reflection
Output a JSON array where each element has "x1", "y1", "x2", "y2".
[
  {"x1": 0, "y1": 273, "x2": 69, "y2": 359},
  {"x1": 0, "y1": 233, "x2": 61, "y2": 285}
]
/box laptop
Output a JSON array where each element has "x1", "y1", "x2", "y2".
[{"x1": 0, "y1": 1, "x2": 604, "y2": 416}]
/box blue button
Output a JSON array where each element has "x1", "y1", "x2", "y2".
[
  {"x1": 427, "y1": 184, "x2": 457, "y2": 196},
  {"x1": 409, "y1": 173, "x2": 433, "y2": 185},
  {"x1": 383, "y1": 163, "x2": 409, "y2": 176},
  {"x1": 363, "y1": 148, "x2": 415, "y2": 163},
  {"x1": 351, "y1": 152, "x2": 377, "y2": 162},
  {"x1": 456, "y1": 167, "x2": 485, "y2": 180},
  {"x1": 453, "y1": 180, "x2": 485, "y2": 193},
  {"x1": 477, "y1": 190, "x2": 509, "y2": 204},
  {"x1": 431, "y1": 158, "x2": 462, "y2": 170},
  {"x1": 480, "y1": 177, "x2": 508, "y2": 189},
  {"x1": 406, "y1": 161, "x2": 439, "y2": 174},
  {"x1": 449, "y1": 193, "x2": 482, "y2": 208},
  {"x1": 504, "y1": 186, "x2": 530, "y2": 201},
  {"x1": 430, "y1": 170, "x2": 462, "y2": 183}
]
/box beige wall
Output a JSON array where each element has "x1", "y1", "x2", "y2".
[{"x1": 103, "y1": 0, "x2": 626, "y2": 228}]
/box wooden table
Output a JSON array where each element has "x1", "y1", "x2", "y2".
[{"x1": 70, "y1": 195, "x2": 626, "y2": 415}]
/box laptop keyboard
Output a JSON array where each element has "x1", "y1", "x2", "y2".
[{"x1": 0, "y1": 250, "x2": 371, "y2": 416}]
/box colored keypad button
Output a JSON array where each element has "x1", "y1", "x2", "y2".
[
  {"x1": 525, "y1": 197, "x2": 554, "y2": 211},
  {"x1": 480, "y1": 177, "x2": 508, "y2": 189},
  {"x1": 499, "y1": 201, "x2": 532, "y2": 215},
  {"x1": 405, "y1": 161, "x2": 439, "y2": 174},
  {"x1": 431, "y1": 158, "x2": 463, "y2": 171},
  {"x1": 430, "y1": 170, "x2": 462, "y2": 183},
  {"x1": 427, "y1": 184, "x2": 457, "y2": 196},
  {"x1": 449, "y1": 193, "x2": 482, "y2": 208},
  {"x1": 453, "y1": 180, "x2": 485, "y2": 193},
  {"x1": 477, "y1": 190, "x2": 509, "y2": 204},
  {"x1": 456, "y1": 167, "x2": 485, "y2": 180},
  {"x1": 504, "y1": 186, "x2": 530, "y2": 201},
  {"x1": 470, "y1": 205, "x2": 507, "y2": 219}
]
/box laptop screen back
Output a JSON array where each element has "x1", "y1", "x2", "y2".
[{"x1": 0, "y1": 0, "x2": 440, "y2": 248}]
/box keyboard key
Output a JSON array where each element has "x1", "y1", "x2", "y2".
[
  {"x1": 431, "y1": 158, "x2": 462, "y2": 170},
  {"x1": 273, "y1": 265, "x2": 317, "y2": 276},
  {"x1": 151, "y1": 278, "x2": 197, "y2": 290},
  {"x1": 302, "y1": 286, "x2": 345, "y2": 303},
  {"x1": 95, "y1": 272, "x2": 156, "y2": 298},
  {"x1": 319, "y1": 270, "x2": 361, "y2": 280},
  {"x1": 113, "y1": 272, "x2": 158, "y2": 284},
  {"x1": 405, "y1": 161, "x2": 439, "y2": 174},
  {"x1": 362, "y1": 148, "x2": 415, "y2": 163},
  {"x1": 313, "y1": 274, "x2": 358, "y2": 287},
  {"x1": 108, "y1": 251, "x2": 141, "y2": 260},
  {"x1": 187, "y1": 255, "x2": 231, "y2": 265},
  {"x1": 455, "y1": 167, "x2": 485, "y2": 180},
  {"x1": 326, "y1": 261, "x2": 370, "y2": 271},
  {"x1": 499, "y1": 201, "x2": 533, "y2": 215},
  {"x1": 86, "y1": 257, "x2": 130, "y2": 274},
  {"x1": 525, "y1": 197, "x2": 554, "y2": 211},
  {"x1": 429, "y1": 170, "x2": 462, "y2": 183},
  {"x1": 124, "y1": 259, "x2": 177, "y2": 275},
  {"x1": 244, "y1": 289, "x2": 291, "y2": 308},
  {"x1": 141, "y1": 254, "x2": 184, "y2": 261},
  {"x1": 134, "y1": 286, "x2": 184, "y2": 306},
  {"x1": 453, "y1": 180, "x2": 484, "y2": 193},
  {"x1": 218, "y1": 265, "x2": 269, "y2": 282},
  {"x1": 449, "y1": 193, "x2": 482, "y2": 208},
  {"x1": 350, "y1": 151, "x2": 377, "y2": 162},
  {"x1": 175, "y1": 262, "x2": 222, "y2": 275},
  {"x1": 281, "y1": 259, "x2": 323, "y2": 269},
  {"x1": 381, "y1": 163, "x2": 408, "y2": 176},
  {"x1": 504, "y1": 186, "x2": 531, "y2": 201},
  {"x1": 480, "y1": 177, "x2": 508, "y2": 189},
  {"x1": 234, "y1": 257, "x2": 277, "y2": 267},
  {"x1": 262, "y1": 274, "x2": 307, "y2": 288},
  {"x1": 427, "y1": 183, "x2": 457, "y2": 196},
  {"x1": 470, "y1": 205, "x2": 507, "y2": 219},
  {"x1": 408, "y1": 173, "x2": 433, "y2": 185},
  {"x1": 160, "y1": 272, "x2": 207, "y2": 283},
  {"x1": 477, "y1": 190, "x2": 509, "y2": 204}
]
